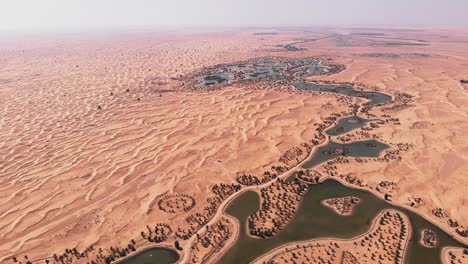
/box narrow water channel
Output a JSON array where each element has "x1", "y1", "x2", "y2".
[{"x1": 292, "y1": 82, "x2": 392, "y2": 106}]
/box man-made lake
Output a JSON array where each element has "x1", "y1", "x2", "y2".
[
  {"x1": 302, "y1": 140, "x2": 389, "y2": 169},
  {"x1": 218, "y1": 179, "x2": 465, "y2": 264},
  {"x1": 292, "y1": 82, "x2": 392, "y2": 106},
  {"x1": 120, "y1": 247, "x2": 180, "y2": 264},
  {"x1": 326, "y1": 115, "x2": 378, "y2": 136}
]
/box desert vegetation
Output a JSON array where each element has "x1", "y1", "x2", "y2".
[
  {"x1": 420, "y1": 229, "x2": 438, "y2": 248},
  {"x1": 322, "y1": 196, "x2": 361, "y2": 216},
  {"x1": 188, "y1": 217, "x2": 234, "y2": 264},
  {"x1": 158, "y1": 194, "x2": 196, "y2": 213},
  {"x1": 254, "y1": 210, "x2": 411, "y2": 264},
  {"x1": 248, "y1": 179, "x2": 308, "y2": 238}
]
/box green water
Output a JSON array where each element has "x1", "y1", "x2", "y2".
[
  {"x1": 120, "y1": 247, "x2": 180, "y2": 264},
  {"x1": 292, "y1": 82, "x2": 392, "y2": 106},
  {"x1": 218, "y1": 180, "x2": 466, "y2": 264},
  {"x1": 302, "y1": 140, "x2": 389, "y2": 169},
  {"x1": 326, "y1": 116, "x2": 378, "y2": 136}
]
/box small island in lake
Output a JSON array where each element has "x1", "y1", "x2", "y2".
[
  {"x1": 322, "y1": 196, "x2": 361, "y2": 216},
  {"x1": 420, "y1": 229, "x2": 438, "y2": 248}
]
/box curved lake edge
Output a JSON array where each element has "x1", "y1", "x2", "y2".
[
  {"x1": 319, "y1": 176, "x2": 468, "y2": 246},
  {"x1": 319, "y1": 196, "x2": 362, "y2": 217},
  {"x1": 117, "y1": 245, "x2": 181, "y2": 264},
  {"x1": 291, "y1": 81, "x2": 394, "y2": 106},
  {"x1": 249, "y1": 208, "x2": 413, "y2": 264},
  {"x1": 121, "y1": 69, "x2": 464, "y2": 264},
  {"x1": 217, "y1": 177, "x2": 467, "y2": 264}
]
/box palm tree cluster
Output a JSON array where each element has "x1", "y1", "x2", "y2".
[
  {"x1": 189, "y1": 217, "x2": 233, "y2": 263},
  {"x1": 211, "y1": 183, "x2": 241, "y2": 200},
  {"x1": 141, "y1": 223, "x2": 173, "y2": 243},
  {"x1": 265, "y1": 210, "x2": 409, "y2": 264},
  {"x1": 249, "y1": 179, "x2": 308, "y2": 238},
  {"x1": 296, "y1": 169, "x2": 321, "y2": 184},
  {"x1": 176, "y1": 183, "x2": 242, "y2": 240},
  {"x1": 158, "y1": 193, "x2": 196, "y2": 213},
  {"x1": 279, "y1": 143, "x2": 311, "y2": 167}
]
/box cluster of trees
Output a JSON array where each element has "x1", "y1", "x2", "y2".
[
  {"x1": 201, "y1": 219, "x2": 230, "y2": 250},
  {"x1": 236, "y1": 174, "x2": 262, "y2": 186},
  {"x1": 432, "y1": 208, "x2": 449, "y2": 218},
  {"x1": 397, "y1": 143, "x2": 413, "y2": 151},
  {"x1": 296, "y1": 169, "x2": 321, "y2": 184},
  {"x1": 176, "y1": 183, "x2": 242, "y2": 240},
  {"x1": 378, "y1": 180, "x2": 398, "y2": 190},
  {"x1": 279, "y1": 143, "x2": 311, "y2": 167},
  {"x1": 211, "y1": 183, "x2": 241, "y2": 200},
  {"x1": 249, "y1": 179, "x2": 308, "y2": 238},
  {"x1": 421, "y1": 229, "x2": 438, "y2": 248},
  {"x1": 236, "y1": 171, "x2": 277, "y2": 186},
  {"x1": 394, "y1": 92, "x2": 414, "y2": 104},
  {"x1": 141, "y1": 223, "x2": 173, "y2": 243},
  {"x1": 46, "y1": 241, "x2": 137, "y2": 264},
  {"x1": 448, "y1": 218, "x2": 459, "y2": 227},
  {"x1": 380, "y1": 149, "x2": 403, "y2": 162},
  {"x1": 456, "y1": 228, "x2": 468, "y2": 237},
  {"x1": 89, "y1": 243, "x2": 137, "y2": 264},
  {"x1": 12, "y1": 256, "x2": 32, "y2": 264},
  {"x1": 267, "y1": 211, "x2": 409, "y2": 264},
  {"x1": 189, "y1": 218, "x2": 233, "y2": 263},
  {"x1": 323, "y1": 196, "x2": 360, "y2": 216},
  {"x1": 366, "y1": 211, "x2": 408, "y2": 263},
  {"x1": 158, "y1": 193, "x2": 196, "y2": 213},
  {"x1": 340, "y1": 173, "x2": 364, "y2": 187}
]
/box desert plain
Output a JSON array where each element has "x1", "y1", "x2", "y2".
[{"x1": 0, "y1": 27, "x2": 467, "y2": 263}]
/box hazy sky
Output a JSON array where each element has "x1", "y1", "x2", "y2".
[{"x1": 1, "y1": 0, "x2": 467, "y2": 32}]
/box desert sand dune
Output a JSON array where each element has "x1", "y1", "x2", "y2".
[
  {"x1": 0, "y1": 29, "x2": 467, "y2": 262},
  {"x1": 0, "y1": 31, "x2": 344, "y2": 262}
]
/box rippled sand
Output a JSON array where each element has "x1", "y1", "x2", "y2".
[
  {"x1": 0, "y1": 31, "x2": 342, "y2": 261},
  {"x1": 1, "y1": 28, "x2": 467, "y2": 262}
]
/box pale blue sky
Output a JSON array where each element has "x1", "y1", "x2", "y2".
[{"x1": 1, "y1": 0, "x2": 467, "y2": 32}]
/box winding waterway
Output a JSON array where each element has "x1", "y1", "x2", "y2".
[
  {"x1": 326, "y1": 115, "x2": 379, "y2": 136},
  {"x1": 219, "y1": 179, "x2": 465, "y2": 264},
  {"x1": 292, "y1": 82, "x2": 392, "y2": 106},
  {"x1": 122, "y1": 57, "x2": 465, "y2": 264},
  {"x1": 302, "y1": 140, "x2": 389, "y2": 168}
]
